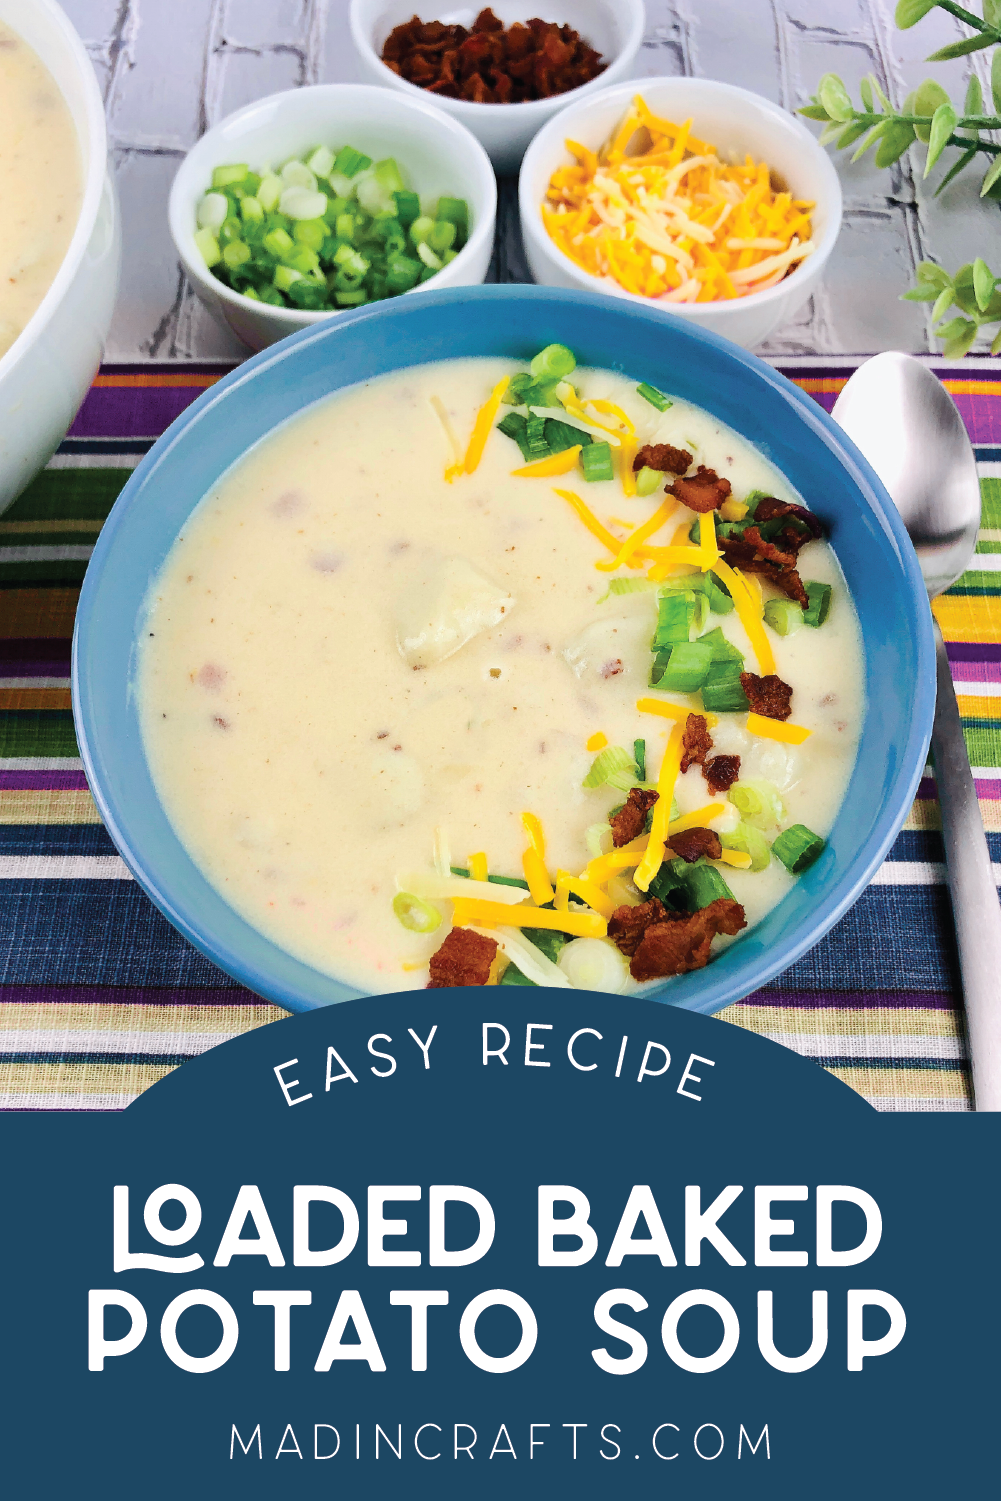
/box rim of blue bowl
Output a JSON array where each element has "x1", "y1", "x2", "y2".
[{"x1": 73, "y1": 284, "x2": 935, "y2": 1014}]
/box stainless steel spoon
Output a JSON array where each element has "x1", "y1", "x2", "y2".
[{"x1": 833, "y1": 350, "x2": 1001, "y2": 1111}]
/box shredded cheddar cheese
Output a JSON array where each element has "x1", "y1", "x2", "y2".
[
  {"x1": 711, "y1": 558, "x2": 776, "y2": 675},
  {"x1": 523, "y1": 849, "x2": 555, "y2": 905},
  {"x1": 698, "y1": 511, "x2": 720, "y2": 571},
  {"x1": 596, "y1": 497, "x2": 679, "y2": 573},
  {"x1": 718, "y1": 848, "x2": 752, "y2": 869},
  {"x1": 553, "y1": 487, "x2": 625, "y2": 555},
  {"x1": 746, "y1": 712, "x2": 812, "y2": 745},
  {"x1": 453, "y1": 375, "x2": 510, "y2": 478},
  {"x1": 584, "y1": 847, "x2": 646, "y2": 884},
  {"x1": 586, "y1": 731, "x2": 608, "y2": 752},
  {"x1": 542, "y1": 97, "x2": 815, "y2": 305},
  {"x1": 635, "y1": 697, "x2": 719, "y2": 729},
  {"x1": 468, "y1": 851, "x2": 489, "y2": 883},
  {"x1": 668, "y1": 803, "x2": 726, "y2": 834},
  {"x1": 521, "y1": 811, "x2": 555, "y2": 904},
  {"x1": 512, "y1": 445, "x2": 582, "y2": 478},
  {"x1": 634, "y1": 721, "x2": 685, "y2": 892},
  {"x1": 452, "y1": 897, "x2": 606, "y2": 939},
  {"x1": 555, "y1": 872, "x2": 615, "y2": 919}
]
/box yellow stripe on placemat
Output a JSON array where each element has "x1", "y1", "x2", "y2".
[
  {"x1": 956, "y1": 694, "x2": 1001, "y2": 718},
  {"x1": 790, "y1": 378, "x2": 848, "y2": 394},
  {"x1": 725, "y1": 1004, "x2": 965, "y2": 1041},
  {"x1": 905, "y1": 797, "x2": 1001, "y2": 833},
  {"x1": 0, "y1": 518, "x2": 103, "y2": 535},
  {"x1": 789, "y1": 377, "x2": 1001, "y2": 398},
  {"x1": 0, "y1": 789, "x2": 101, "y2": 825},
  {"x1": 0, "y1": 688, "x2": 72, "y2": 711},
  {"x1": 932, "y1": 595, "x2": 1001, "y2": 642},
  {"x1": 826, "y1": 1065, "x2": 970, "y2": 1104},
  {"x1": 0, "y1": 1001, "x2": 285, "y2": 1036},
  {"x1": 92, "y1": 373, "x2": 224, "y2": 389},
  {"x1": 0, "y1": 1060, "x2": 176, "y2": 1097}
]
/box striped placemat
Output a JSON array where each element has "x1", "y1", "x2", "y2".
[{"x1": 2, "y1": 359, "x2": 998, "y2": 1112}]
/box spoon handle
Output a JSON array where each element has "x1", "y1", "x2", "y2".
[{"x1": 932, "y1": 621, "x2": 1001, "y2": 1110}]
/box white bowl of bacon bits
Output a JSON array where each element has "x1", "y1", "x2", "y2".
[
  {"x1": 349, "y1": 1, "x2": 646, "y2": 173},
  {"x1": 519, "y1": 75, "x2": 843, "y2": 349}
]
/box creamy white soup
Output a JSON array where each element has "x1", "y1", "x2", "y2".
[
  {"x1": 0, "y1": 21, "x2": 82, "y2": 359},
  {"x1": 137, "y1": 354, "x2": 863, "y2": 995}
]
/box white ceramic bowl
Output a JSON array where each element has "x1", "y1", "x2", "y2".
[
  {"x1": 519, "y1": 76, "x2": 843, "y2": 350},
  {"x1": 0, "y1": 0, "x2": 120, "y2": 514},
  {"x1": 349, "y1": 0, "x2": 646, "y2": 174},
  {"x1": 169, "y1": 83, "x2": 497, "y2": 353}
]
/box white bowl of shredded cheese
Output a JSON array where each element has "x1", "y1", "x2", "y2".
[{"x1": 519, "y1": 76, "x2": 842, "y2": 350}]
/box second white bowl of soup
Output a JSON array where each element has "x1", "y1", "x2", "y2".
[{"x1": 0, "y1": 0, "x2": 120, "y2": 513}]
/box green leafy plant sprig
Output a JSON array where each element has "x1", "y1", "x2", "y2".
[
  {"x1": 801, "y1": 0, "x2": 1001, "y2": 355},
  {"x1": 904, "y1": 257, "x2": 1001, "y2": 354}
]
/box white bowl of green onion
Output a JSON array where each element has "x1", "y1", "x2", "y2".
[{"x1": 169, "y1": 83, "x2": 497, "y2": 351}]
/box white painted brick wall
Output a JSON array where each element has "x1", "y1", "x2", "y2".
[{"x1": 60, "y1": 0, "x2": 1001, "y2": 359}]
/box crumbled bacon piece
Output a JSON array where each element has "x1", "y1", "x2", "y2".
[
  {"x1": 704, "y1": 754, "x2": 741, "y2": 793},
  {"x1": 608, "y1": 899, "x2": 669, "y2": 956},
  {"x1": 427, "y1": 927, "x2": 498, "y2": 988},
  {"x1": 669, "y1": 465, "x2": 732, "y2": 513},
  {"x1": 752, "y1": 496, "x2": 824, "y2": 552},
  {"x1": 633, "y1": 442, "x2": 692, "y2": 475},
  {"x1": 668, "y1": 827, "x2": 722, "y2": 863},
  {"x1": 610, "y1": 788, "x2": 659, "y2": 848},
  {"x1": 740, "y1": 671, "x2": 793, "y2": 721},
  {"x1": 629, "y1": 898, "x2": 747, "y2": 981},
  {"x1": 680, "y1": 712, "x2": 713, "y2": 773},
  {"x1": 381, "y1": 9, "x2": 606, "y2": 104},
  {"x1": 719, "y1": 527, "x2": 808, "y2": 606},
  {"x1": 601, "y1": 658, "x2": 623, "y2": 678}
]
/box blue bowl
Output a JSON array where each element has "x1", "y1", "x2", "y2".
[{"x1": 73, "y1": 285, "x2": 934, "y2": 1013}]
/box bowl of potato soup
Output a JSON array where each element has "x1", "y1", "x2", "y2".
[
  {"x1": 0, "y1": 0, "x2": 120, "y2": 512},
  {"x1": 73, "y1": 285, "x2": 934, "y2": 1013}
]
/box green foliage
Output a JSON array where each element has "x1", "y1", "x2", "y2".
[
  {"x1": 802, "y1": 0, "x2": 1001, "y2": 355},
  {"x1": 895, "y1": 0, "x2": 938, "y2": 26},
  {"x1": 905, "y1": 259, "x2": 1001, "y2": 355}
]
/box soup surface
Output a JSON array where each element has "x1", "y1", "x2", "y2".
[
  {"x1": 0, "y1": 21, "x2": 82, "y2": 360},
  {"x1": 138, "y1": 357, "x2": 863, "y2": 994}
]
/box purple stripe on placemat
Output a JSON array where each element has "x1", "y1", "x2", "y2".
[
  {"x1": 0, "y1": 771, "x2": 88, "y2": 791},
  {"x1": 0, "y1": 639, "x2": 72, "y2": 662},
  {"x1": 0, "y1": 983, "x2": 266, "y2": 1005},
  {"x1": 67, "y1": 365, "x2": 239, "y2": 440},
  {"x1": 947, "y1": 641, "x2": 1001, "y2": 663},
  {"x1": 0, "y1": 663, "x2": 71, "y2": 680},
  {"x1": 739, "y1": 988, "x2": 959, "y2": 1010},
  {"x1": 952, "y1": 659, "x2": 1001, "y2": 683},
  {"x1": 910, "y1": 775, "x2": 1001, "y2": 804}
]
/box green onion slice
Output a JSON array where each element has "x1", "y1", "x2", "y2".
[
  {"x1": 392, "y1": 891, "x2": 442, "y2": 933},
  {"x1": 583, "y1": 744, "x2": 634, "y2": 789},
  {"x1": 448, "y1": 867, "x2": 530, "y2": 891},
  {"x1": 580, "y1": 441, "x2": 613, "y2": 483},
  {"x1": 633, "y1": 738, "x2": 647, "y2": 783},
  {"x1": 636, "y1": 381, "x2": 672, "y2": 411},
  {"x1": 763, "y1": 598, "x2": 804, "y2": 636},
  {"x1": 771, "y1": 824, "x2": 826, "y2": 873},
  {"x1": 803, "y1": 581, "x2": 832, "y2": 627},
  {"x1": 635, "y1": 465, "x2": 662, "y2": 497},
  {"x1": 530, "y1": 343, "x2": 577, "y2": 380},
  {"x1": 729, "y1": 779, "x2": 786, "y2": 830},
  {"x1": 720, "y1": 822, "x2": 771, "y2": 871},
  {"x1": 656, "y1": 640, "x2": 714, "y2": 693}
]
